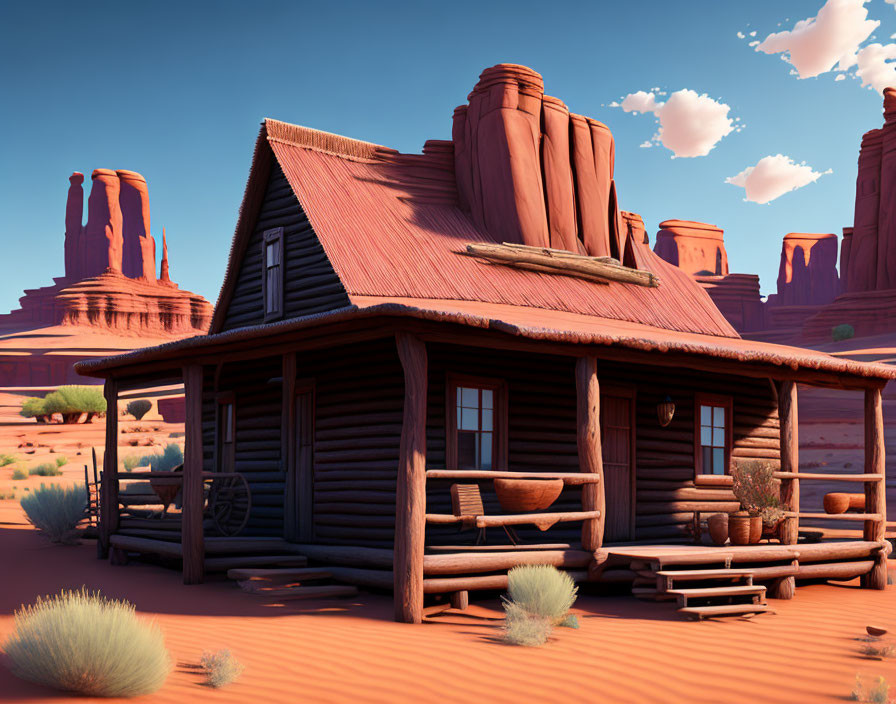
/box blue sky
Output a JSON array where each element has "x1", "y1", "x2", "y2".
[{"x1": 1, "y1": 0, "x2": 894, "y2": 310}]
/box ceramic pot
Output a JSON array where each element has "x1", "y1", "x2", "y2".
[
  {"x1": 707, "y1": 513, "x2": 729, "y2": 546},
  {"x1": 749, "y1": 516, "x2": 763, "y2": 544},
  {"x1": 728, "y1": 513, "x2": 751, "y2": 545},
  {"x1": 823, "y1": 492, "x2": 850, "y2": 514},
  {"x1": 493, "y1": 478, "x2": 563, "y2": 513}
]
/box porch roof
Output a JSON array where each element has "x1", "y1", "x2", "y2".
[{"x1": 74, "y1": 298, "x2": 896, "y2": 387}]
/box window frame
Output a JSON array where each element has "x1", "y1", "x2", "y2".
[
  {"x1": 262, "y1": 227, "x2": 284, "y2": 322},
  {"x1": 445, "y1": 374, "x2": 508, "y2": 471},
  {"x1": 694, "y1": 393, "x2": 733, "y2": 477},
  {"x1": 216, "y1": 391, "x2": 236, "y2": 473}
]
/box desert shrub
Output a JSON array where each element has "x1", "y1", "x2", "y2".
[
  {"x1": 54, "y1": 455, "x2": 67, "y2": 467},
  {"x1": 20, "y1": 484, "x2": 86, "y2": 543},
  {"x1": 121, "y1": 454, "x2": 142, "y2": 472},
  {"x1": 11, "y1": 468, "x2": 26, "y2": 480},
  {"x1": 200, "y1": 649, "x2": 244, "y2": 688},
  {"x1": 42, "y1": 386, "x2": 106, "y2": 423},
  {"x1": 558, "y1": 614, "x2": 579, "y2": 629},
  {"x1": 20, "y1": 397, "x2": 47, "y2": 420},
  {"x1": 851, "y1": 675, "x2": 891, "y2": 703},
  {"x1": 126, "y1": 399, "x2": 152, "y2": 420},
  {"x1": 732, "y1": 460, "x2": 784, "y2": 527},
  {"x1": 29, "y1": 462, "x2": 62, "y2": 477},
  {"x1": 143, "y1": 444, "x2": 183, "y2": 473},
  {"x1": 3, "y1": 588, "x2": 171, "y2": 697},
  {"x1": 0, "y1": 453, "x2": 17, "y2": 466},
  {"x1": 503, "y1": 565, "x2": 578, "y2": 624},
  {"x1": 833, "y1": 324, "x2": 856, "y2": 342},
  {"x1": 502, "y1": 605, "x2": 552, "y2": 647},
  {"x1": 861, "y1": 642, "x2": 896, "y2": 659}
]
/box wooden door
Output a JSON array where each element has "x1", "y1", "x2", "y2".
[
  {"x1": 601, "y1": 391, "x2": 635, "y2": 542},
  {"x1": 294, "y1": 389, "x2": 314, "y2": 541}
]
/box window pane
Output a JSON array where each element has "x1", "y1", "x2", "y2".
[
  {"x1": 457, "y1": 405, "x2": 462, "y2": 428},
  {"x1": 703, "y1": 446, "x2": 712, "y2": 473},
  {"x1": 480, "y1": 432, "x2": 493, "y2": 469},
  {"x1": 266, "y1": 240, "x2": 280, "y2": 267},
  {"x1": 712, "y1": 427, "x2": 725, "y2": 447},
  {"x1": 481, "y1": 409, "x2": 493, "y2": 431},
  {"x1": 713, "y1": 406, "x2": 725, "y2": 427},
  {"x1": 457, "y1": 433, "x2": 477, "y2": 469},
  {"x1": 713, "y1": 447, "x2": 725, "y2": 474},
  {"x1": 700, "y1": 405, "x2": 711, "y2": 425},
  {"x1": 460, "y1": 407, "x2": 479, "y2": 431},
  {"x1": 700, "y1": 426, "x2": 711, "y2": 446},
  {"x1": 481, "y1": 389, "x2": 493, "y2": 409},
  {"x1": 460, "y1": 387, "x2": 479, "y2": 408},
  {"x1": 456, "y1": 387, "x2": 462, "y2": 408}
]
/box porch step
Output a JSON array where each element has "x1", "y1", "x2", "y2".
[
  {"x1": 227, "y1": 567, "x2": 331, "y2": 581},
  {"x1": 678, "y1": 603, "x2": 771, "y2": 621},
  {"x1": 656, "y1": 568, "x2": 754, "y2": 582},
  {"x1": 667, "y1": 585, "x2": 766, "y2": 608},
  {"x1": 240, "y1": 584, "x2": 359, "y2": 600},
  {"x1": 204, "y1": 555, "x2": 309, "y2": 571}
]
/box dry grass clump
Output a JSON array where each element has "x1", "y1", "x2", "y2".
[
  {"x1": 20, "y1": 484, "x2": 86, "y2": 543},
  {"x1": 501, "y1": 566, "x2": 579, "y2": 647},
  {"x1": 200, "y1": 649, "x2": 244, "y2": 688},
  {"x1": 851, "y1": 674, "x2": 892, "y2": 703},
  {"x1": 11, "y1": 468, "x2": 26, "y2": 480},
  {"x1": 861, "y1": 642, "x2": 896, "y2": 660},
  {"x1": 3, "y1": 588, "x2": 171, "y2": 697},
  {"x1": 28, "y1": 462, "x2": 62, "y2": 477}
]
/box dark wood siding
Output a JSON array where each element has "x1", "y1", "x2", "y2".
[{"x1": 220, "y1": 162, "x2": 350, "y2": 331}]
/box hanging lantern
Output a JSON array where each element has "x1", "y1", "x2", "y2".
[{"x1": 657, "y1": 395, "x2": 675, "y2": 427}]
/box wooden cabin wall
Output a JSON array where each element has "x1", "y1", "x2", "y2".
[{"x1": 219, "y1": 161, "x2": 350, "y2": 331}]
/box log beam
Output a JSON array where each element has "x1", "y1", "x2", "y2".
[
  {"x1": 98, "y1": 378, "x2": 119, "y2": 559},
  {"x1": 576, "y1": 356, "x2": 604, "y2": 552},
  {"x1": 863, "y1": 387, "x2": 887, "y2": 590},
  {"x1": 394, "y1": 333, "x2": 427, "y2": 623},
  {"x1": 182, "y1": 365, "x2": 205, "y2": 585}
]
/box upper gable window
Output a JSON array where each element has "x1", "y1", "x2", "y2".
[{"x1": 263, "y1": 228, "x2": 284, "y2": 321}]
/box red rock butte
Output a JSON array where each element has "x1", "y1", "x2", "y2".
[
  {"x1": 653, "y1": 220, "x2": 728, "y2": 276},
  {"x1": 0, "y1": 169, "x2": 212, "y2": 386}
]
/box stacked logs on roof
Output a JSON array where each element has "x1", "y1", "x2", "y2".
[{"x1": 452, "y1": 64, "x2": 629, "y2": 261}]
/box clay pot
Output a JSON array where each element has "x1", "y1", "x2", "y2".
[
  {"x1": 867, "y1": 625, "x2": 888, "y2": 638},
  {"x1": 824, "y1": 492, "x2": 850, "y2": 514},
  {"x1": 707, "y1": 513, "x2": 729, "y2": 546},
  {"x1": 493, "y1": 478, "x2": 563, "y2": 513},
  {"x1": 749, "y1": 516, "x2": 763, "y2": 544},
  {"x1": 728, "y1": 513, "x2": 752, "y2": 546}
]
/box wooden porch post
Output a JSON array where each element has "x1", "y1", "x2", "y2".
[
  {"x1": 863, "y1": 386, "x2": 887, "y2": 590},
  {"x1": 576, "y1": 356, "x2": 604, "y2": 552},
  {"x1": 774, "y1": 380, "x2": 798, "y2": 599},
  {"x1": 182, "y1": 365, "x2": 205, "y2": 585},
  {"x1": 394, "y1": 332, "x2": 427, "y2": 623},
  {"x1": 98, "y1": 378, "x2": 119, "y2": 559}
]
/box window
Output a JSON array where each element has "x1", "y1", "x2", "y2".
[
  {"x1": 217, "y1": 393, "x2": 235, "y2": 473},
  {"x1": 263, "y1": 228, "x2": 284, "y2": 320},
  {"x1": 695, "y1": 394, "x2": 732, "y2": 475},
  {"x1": 447, "y1": 376, "x2": 506, "y2": 471}
]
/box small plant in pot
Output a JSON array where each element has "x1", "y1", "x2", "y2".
[{"x1": 732, "y1": 460, "x2": 784, "y2": 543}]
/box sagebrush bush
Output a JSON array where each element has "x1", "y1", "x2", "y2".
[
  {"x1": 20, "y1": 484, "x2": 86, "y2": 543},
  {"x1": 126, "y1": 399, "x2": 152, "y2": 420},
  {"x1": 0, "y1": 453, "x2": 17, "y2": 466},
  {"x1": 11, "y1": 468, "x2": 26, "y2": 480},
  {"x1": 143, "y1": 444, "x2": 183, "y2": 472},
  {"x1": 28, "y1": 462, "x2": 62, "y2": 477},
  {"x1": 503, "y1": 565, "x2": 578, "y2": 624},
  {"x1": 121, "y1": 454, "x2": 141, "y2": 472},
  {"x1": 201, "y1": 649, "x2": 244, "y2": 688},
  {"x1": 55, "y1": 455, "x2": 67, "y2": 468},
  {"x1": 20, "y1": 397, "x2": 47, "y2": 419},
  {"x1": 851, "y1": 674, "x2": 891, "y2": 703},
  {"x1": 3, "y1": 588, "x2": 171, "y2": 697},
  {"x1": 833, "y1": 323, "x2": 856, "y2": 342},
  {"x1": 43, "y1": 386, "x2": 106, "y2": 423},
  {"x1": 502, "y1": 604, "x2": 552, "y2": 647}
]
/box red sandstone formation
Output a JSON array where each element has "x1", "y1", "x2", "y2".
[
  {"x1": 160, "y1": 227, "x2": 171, "y2": 284},
  {"x1": 0, "y1": 169, "x2": 212, "y2": 338},
  {"x1": 696, "y1": 274, "x2": 765, "y2": 332},
  {"x1": 452, "y1": 64, "x2": 625, "y2": 259},
  {"x1": 653, "y1": 220, "x2": 728, "y2": 276},
  {"x1": 770, "y1": 233, "x2": 840, "y2": 307}
]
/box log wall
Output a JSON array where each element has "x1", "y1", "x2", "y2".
[{"x1": 219, "y1": 161, "x2": 350, "y2": 331}]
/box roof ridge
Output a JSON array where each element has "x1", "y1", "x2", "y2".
[{"x1": 264, "y1": 118, "x2": 397, "y2": 162}]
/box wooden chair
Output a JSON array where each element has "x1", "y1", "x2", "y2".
[{"x1": 450, "y1": 483, "x2": 519, "y2": 545}]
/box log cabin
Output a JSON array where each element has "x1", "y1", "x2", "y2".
[{"x1": 77, "y1": 64, "x2": 895, "y2": 622}]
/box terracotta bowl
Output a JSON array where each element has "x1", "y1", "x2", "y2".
[
  {"x1": 824, "y1": 492, "x2": 850, "y2": 514},
  {"x1": 493, "y1": 478, "x2": 563, "y2": 513}
]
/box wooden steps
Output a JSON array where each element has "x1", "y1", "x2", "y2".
[
  {"x1": 667, "y1": 585, "x2": 766, "y2": 607},
  {"x1": 226, "y1": 564, "x2": 359, "y2": 601},
  {"x1": 656, "y1": 568, "x2": 754, "y2": 583},
  {"x1": 205, "y1": 555, "x2": 309, "y2": 571},
  {"x1": 679, "y1": 603, "x2": 771, "y2": 621}
]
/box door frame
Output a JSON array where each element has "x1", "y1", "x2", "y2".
[{"x1": 600, "y1": 385, "x2": 637, "y2": 541}]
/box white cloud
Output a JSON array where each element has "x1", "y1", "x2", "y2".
[
  {"x1": 726, "y1": 154, "x2": 832, "y2": 204},
  {"x1": 749, "y1": 40, "x2": 760, "y2": 47},
  {"x1": 617, "y1": 89, "x2": 735, "y2": 158},
  {"x1": 737, "y1": 31, "x2": 746, "y2": 39},
  {"x1": 749, "y1": 30, "x2": 757, "y2": 37},
  {"x1": 639, "y1": 141, "x2": 653, "y2": 148},
  {"x1": 756, "y1": 0, "x2": 878, "y2": 78},
  {"x1": 835, "y1": 73, "x2": 847, "y2": 80},
  {"x1": 855, "y1": 42, "x2": 896, "y2": 92}
]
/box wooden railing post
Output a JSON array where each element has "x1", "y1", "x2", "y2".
[
  {"x1": 182, "y1": 365, "x2": 205, "y2": 585},
  {"x1": 576, "y1": 356, "x2": 604, "y2": 552},
  {"x1": 774, "y1": 380, "x2": 798, "y2": 599},
  {"x1": 394, "y1": 333, "x2": 427, "y2": 623},
  {"x1": 97, "y1": 378, "x2": 119, "y2": 559},
  {"x1": 863, "y1": 386, "x2": 887, "y2": 590}
]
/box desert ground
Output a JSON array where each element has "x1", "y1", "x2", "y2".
[{"x1": 0, "y1": 389, "x2": 895, "y2": 703}]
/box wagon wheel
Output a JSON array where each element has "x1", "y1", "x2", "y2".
[{"x1": 207, "y1": 474, "x2": 251, "y2": 536}]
